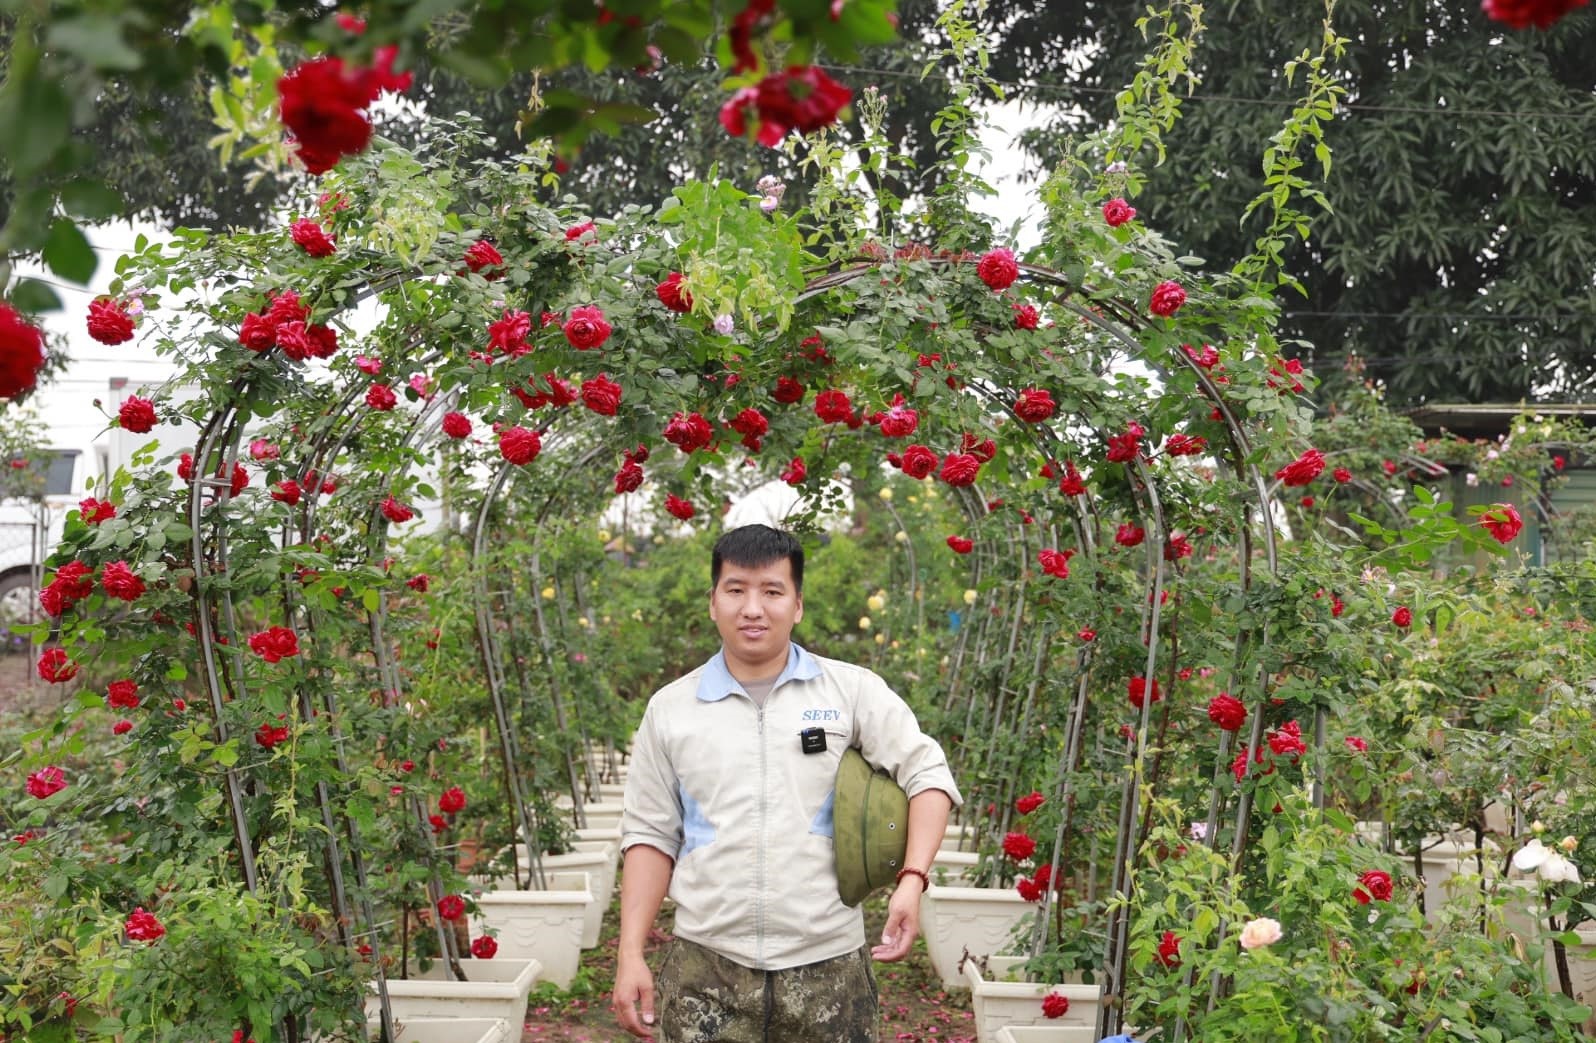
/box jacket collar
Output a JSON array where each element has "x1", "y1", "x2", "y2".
[{"x1": 696, "y1": 642, "x2": 822, "y2": 702}]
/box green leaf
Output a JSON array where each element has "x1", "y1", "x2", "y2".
[
  {"x1": 361, "y1": 588, "x2": 381, "y2": 613},
  {"x1": 6, "y1": 279, "x2": 63, "y2": 313},
  {"x1": 46, "y1": 15, "x2": 145, "y2": 71},
  {"x1": 0, "y1": 74, "x2": 70, "y2": 178},
  {"x1": 59, "y1": 179, "x2": 125, "y2": 221},
  {"x1": 43, "y1": 219, "x2": 99, "y2": 284}
]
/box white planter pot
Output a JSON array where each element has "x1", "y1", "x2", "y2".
[
  {"x1": 919, "y1": 884, "x2": 1035, "y2": 990},
  {"x1": 993, "y1": 1027, "x2": 1099, "y2": 1043},
  {"x1": 944, "y1": 823, "x2": 978, "y2": 850},
  {"x1": 574, "y1": 825, "x2": 623, "y2": 847},
  {"x1": 369, "y1": 956, "x2": 541, "y2": 1028},
  {"x1": 369, "y1": 1017, "x2": 510, "y2": 1043},
  {"x1": 506, "y1": 844, "x2": 617, "y2": 948},
  {"x1": 472, "y1": 872, "x2": 592, "y2": 988},
  {"x1": 1563, "y1": 927, "x2": 1596, "y2": 1006},
  {"x1": 963, "y1": 956, "x2": 1102, "y2": 1043},
  {"x1": 932, "y1": 849, "x2": 980, "y2": 884}
]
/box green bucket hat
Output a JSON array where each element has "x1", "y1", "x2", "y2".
[{"x1": 834, "y1": 746, "x2": 909, "y2": 907}]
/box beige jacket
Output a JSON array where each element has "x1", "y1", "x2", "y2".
[{"x1": 621, "y1": 643, "x2": 962, "y2": 970}]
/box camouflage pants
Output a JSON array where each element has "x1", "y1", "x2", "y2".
[{"x1": 655, "y1": 937, "x2": 880, "y2": 1043}]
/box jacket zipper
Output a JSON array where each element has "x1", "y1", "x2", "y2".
[{"x1": 756, "y1": 701, "x2": 766, "y2": 966}]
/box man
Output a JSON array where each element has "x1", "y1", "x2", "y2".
[{"x1": 612, "y1": 524, "x2": 962, "y2": 1042}]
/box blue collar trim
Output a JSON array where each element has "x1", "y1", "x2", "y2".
[{"x1": 696, "y1": 642, "x2": 822, "y2": 702}]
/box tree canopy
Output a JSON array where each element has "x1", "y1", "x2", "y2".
[{"x1": 993, "y1": 0, "x2": 1596, "y2": 406}]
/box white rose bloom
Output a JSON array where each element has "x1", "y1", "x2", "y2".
[
  {"x1": 1512, "y1": 838, "x2": 1549, "y2": 873},
  {"x1": 1540, "y1": 852, "x2": 1582, "y2": 884},
  {"x1": 1238, "y1": 917, "x2": 1283, "y2": 950}
]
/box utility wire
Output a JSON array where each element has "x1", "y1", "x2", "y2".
[{"x1": 830, "y1": 62, "x2": 1596, "y2": 123}]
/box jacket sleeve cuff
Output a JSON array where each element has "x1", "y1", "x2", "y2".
[
  {"x1": 621, "y1": 830, "x2": 682, "y2": 861},
  {"x1": 904, "y1": 771, "x2": 964, "y2": 807}
]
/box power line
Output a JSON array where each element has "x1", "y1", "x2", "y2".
[{"x1": 831, "y1": 63, "x2": 1596, "y2": 123}]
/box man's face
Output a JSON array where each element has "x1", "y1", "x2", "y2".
[{"x1": 709, "y1": 557, "x2": 804, "y2": 676}]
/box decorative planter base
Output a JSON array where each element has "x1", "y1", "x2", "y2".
[
  {"x1": 368, "y1": 1017, "x2": 510, "y2": 1043},
  {"x1": 993, "y1": 1027, "x2": 1099, "y2": 1043},
  {"x1": 473, "y1": 872, "x2": 592, "y2": 988},
  {"x1": 369, "y1": 956, "x2": 541, "y2": 1028},
  {"x1": 964, "y1": 957, "x2": 1102, "y2": 1043},
  {"x1": 919, "y1": 885, "x2": 1035, "y2": 990},
  {"x1": 508, "y1": 844, "x2": 617, "y2": 948}
]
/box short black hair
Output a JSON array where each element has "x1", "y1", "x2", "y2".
[{"x1": 711, "y1": 525, "x2": 805, "y2": 593}]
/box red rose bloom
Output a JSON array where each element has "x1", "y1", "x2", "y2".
[
  {"x1": 1014, "y1": 388, "x2": 1056, "y2": 422},
  {"x1": 773, "y1": 376, "x2": 805, "y2": 404},
  {"x1": 248, "y1": 626, "x2": 300, "y2": 662},
  {"x1": 277, "y1": 56, "x2": 387, "y2": 174},
  {"x1": 781, "y1": 456, "x2": 807, "y2": 486},
  {"x1": 1102, "y1": 198, "x2": 1137, "y2": 227},
  {"x1": 125, "y1": 907, "x2": 166, "y2": 944},
  {"x1": 1482, "y1": 0, "x2": 1589, "y2": 29},
  {"x1": 1106, "y1": 422, "x2": 1145, "y2": 463},
  {"x1": 436, "y1": 894, "x2": 466, "y2": 921},
  {"x1": 1345, "y1": 735, "x2": 1368, "y2": 753},
  {"x1": 1012, "y1": 303, "x2": 1040, "y2": 329},
  {"x1": 1128, "y1": 675, "x2": 1162, "y2": 709},
  {"x1": 1183, "y1": 343, "x2": 1220, "y2": 368},
  {"x1": 1353, "y1": 869, "x2": 1394, "y2": 904},
  {"x1": 27, "y1": 765, "x2": 68, "y2": 798},
  {"x1": 1165, "y1": 433, "x2": 1207, "y2": 457},
  {"x1": 1480, "y1": 503, "x2": 1523, "y2": 544},
  {"x1": 1267, "y1": 720, "x2": 1306, "y2": 759},
  {"x1": 1115, "y1": 524, "x2": 1145, "y2": 548},
  {"x1": 940, "y1": 453, "x2": 980, "y2": 487},
  {"x1": 727, "y1": 408, "x2": 769, "y2": 452},
  {"x1": 579, "y1": 374, "x2": 623, "y2": 417},
  {"x1": 1275, "y1": 448, "x2": 1326, "y2": 487},
  {"x1": 814, "y1": 388, "x2": 853, "y2": 424},
  {"x1": 1156, "y1": 930, "x2": 1181, "y2": 968},
  {"x1": 1038, "y1": 548, "x2": 1071, "y2": 580},
  {"x1": 380, "y1": 496, "x2": 415, "y2": 523},
  {"x1": 1015, "y1": 791, "x2": 1045, "y2": 815},
  {"x1": 1002, "y1": 831, "x2": 1037, "y2": 861},
  {"x1": 1392, "y1": 606, "x2": 1412, "y2": 628},
  {"x1": 1332, "y1": 466, "x2": 1353, "y2": 483},
  {"x1": 290, "y1": 219, "x2": 336, "y2": 257},
  {"x1": 471, "y1": 935, "x2": 499, "y2": 959},
  {"x1": 87, "y1": 298, "x2": 136, "y2": 344},
  {"x1": 256, "y1": 720, "x2": 291, "y2": 749},
  {"x1": 878, "y1": 396, "x2": 919, "y2": 438},
  {"x1": 1041, "y1": 992, "x2": 1069, "y2": 1019},
  {"x1": 440, "y1": 412, "x2": 473, "y2": 439},
  {"x1": 79, "y1": 497, "x2": 116, "y2": 524},
  {"x1": 1149, "y1": 280, "x2": 1187, "y2": 317},
  {"x1": 107, "y1": 679, "x2": 140, "y2": 709},
  {"x1": 101, "y1": 561, "x2": 145, "y2": 602},
  {"x1": 0, "y1": 303, "x2": 48, "y2": 399},
  {"x1": 665, "y1": 494, "x2": 695, "y2": 520},
  {"x1": 898, "y1": 444, "x2": 938, "y2": 480},
  {"x1": 656, "y1": 272, "x2": 694, "y2": 313},
  {"x1": 407, "y1": 574, "x2": 430, "y2": 592},
  {"x1": 1016, "y1": 876, "x2": 1043, "y2": 902},
  {"x1": 239, "y1": 312, "x2": 276, "y2": 351},
  {"x1": 663, "y1": 412, "x2": 714, "y2": 454},
  {"x1": 365, "y1": 383, "x2": 397, "y2": 411},
  {"x1": 976, "y1": 248, "x2": 1019, "y2": 291},
  {"x1": 720, "y1": 65, "x2": 853, "y2": 147},
  {"x1": 946, "y1": 535, "x2": 973, "y2": 554},
  {"x1": 563, "y1": 306, "x2": 613, "y2": 350},
  {"x1": 614, "y1": 460, "x2": 645, "y2": 494},
  {"x1": 119, "y1": 396, "x2": 158, "y2": 433},
  {"x1": 267, "y1": 290, "x2": 309, "y2": 327},
  {"x1": 113, "y1": 719, "x2": 134, "y2": 735},
  {"x1": 499, "y1": 425, "x2": 542, "y2": 466},
  {"x1": 271, "y1": 480, "x2": 302, "y2": 505},
  {"x1": 463, "y1": 240, "x2": 504, "y2": 276},
  {"x1": 1207, "y1": 693, "x2": 1247, "y2": 731},
  {"x1": 488, "y1": 310, "x2": 532, "y2": 355},
  {"x1": 439, "y1": 786, "x2": 467, "y2": 814}
]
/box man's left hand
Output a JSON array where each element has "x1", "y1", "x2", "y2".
[{"x1": 870, "y1": 879, "x2": 924, "y2": 962}]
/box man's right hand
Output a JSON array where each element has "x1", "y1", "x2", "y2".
[{"x1": 613, "y1": 952, "x2": 657, "y2": 1039}]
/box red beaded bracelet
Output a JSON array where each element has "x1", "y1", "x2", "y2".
[{"x1": 895, "y1": 867, "x2": 930, "y2": 893}]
